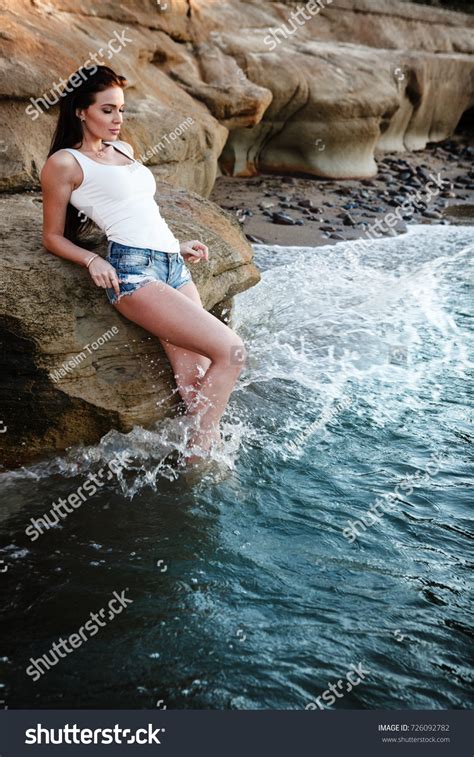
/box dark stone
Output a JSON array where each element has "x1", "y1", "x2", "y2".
[
  {"x1": 272, "y1": 211, "x2": 296, "y2": 225},
  {"x1": 342, "y1": 213, "x2": 357, "y2": 226}
]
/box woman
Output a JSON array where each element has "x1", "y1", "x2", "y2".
[{"x1": 40, "y1": 65, "x2": 247, "y2": 465}]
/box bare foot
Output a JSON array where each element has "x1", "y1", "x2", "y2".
[{"x1": 183, "y1": 425, "x2": 222, "y2": 467}]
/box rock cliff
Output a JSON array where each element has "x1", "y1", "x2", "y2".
[{"x1": 0, "y1": 0, "x2": 472, "y2": 188}]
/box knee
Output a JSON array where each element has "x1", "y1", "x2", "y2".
[
  {"x1": 212, "y1": 335, "x2": 247, "y2": 373},
  {"x1": 228, "y1": 337, "x2": 247, "y2": 372}
]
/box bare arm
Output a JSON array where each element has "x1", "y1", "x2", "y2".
[
  {"x1": 40, "y1": 151, "x2": 95, "y2": 266},
  {"x1": 40, "y1": 151, "x2": 120, "y2": 296}
]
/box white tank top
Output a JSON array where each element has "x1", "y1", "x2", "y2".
[{"x1": 62, "y1": 140, "x2": 180, "y2": 253}]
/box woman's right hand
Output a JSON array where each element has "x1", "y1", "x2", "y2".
[{"x1": 88, "y1": 257, "x2": 121, "y2": 298}]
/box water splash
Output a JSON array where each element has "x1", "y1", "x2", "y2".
[{"x1": 231, "y1": 225, "x2": 473, "y2": 458}]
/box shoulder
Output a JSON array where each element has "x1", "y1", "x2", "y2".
[
  {"x1": 42, "y1": 148, "x2": 78, "y2": 170},
  {"x1": 117, "y1": 140, "x2": 134, "y2": 157},
  {"x1": 40, "y1": 149, "x2": 81, "y2": 188}
]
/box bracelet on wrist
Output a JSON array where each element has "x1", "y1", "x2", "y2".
[{"x1": 85, "y1": 254, "x2": 98, "y2": 270}]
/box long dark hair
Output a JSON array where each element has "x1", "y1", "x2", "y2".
[{"x1": 47, "y1": 65, "x2": 128, "y2": 246}]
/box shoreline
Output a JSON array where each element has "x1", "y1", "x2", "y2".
[{"x1": 209, "y1": 136, "x2": 473, "y2": 249}]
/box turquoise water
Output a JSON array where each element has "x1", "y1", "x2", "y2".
[{"x1": 1, "y1": 225, "x2": 473, "y2": 709}]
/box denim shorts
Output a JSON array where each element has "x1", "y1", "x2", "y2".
[{"x1": 105, "y1": 240, "x2": 193, "y2": 305}]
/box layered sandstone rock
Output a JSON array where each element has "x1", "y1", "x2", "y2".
[
  {"x1": 216, "y1": 0, "x2": 474, "y2": 177},
  {"x1": 1, "y1": 0, "x2": 473, "y2": 188}
]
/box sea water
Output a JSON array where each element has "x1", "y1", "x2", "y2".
[{"x1": 0, "y1": 225, "x2": 472, "y2": 709}]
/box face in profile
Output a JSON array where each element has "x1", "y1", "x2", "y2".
[{"x1": 77, "y1": 87, "x2": 126, "y2": 142}]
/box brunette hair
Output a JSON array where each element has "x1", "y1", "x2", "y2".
[{"x1": 47, "y1": 65, "x2": 127, "y2": 245}]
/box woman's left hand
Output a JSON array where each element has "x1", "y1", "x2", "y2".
[{"x1": 180, "y1": 239, "x2": 209, "y2": 264}]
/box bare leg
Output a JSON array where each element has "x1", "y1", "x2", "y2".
[
  {"x1": 113, "y1": 281, "x2": 246, "y2": 459},
  {"x1": 157, "y1": 280, "x2": 211, "y2": 410},
  {"x1": 157, "y1": 281, "x2": 220, "y2": 458}
]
